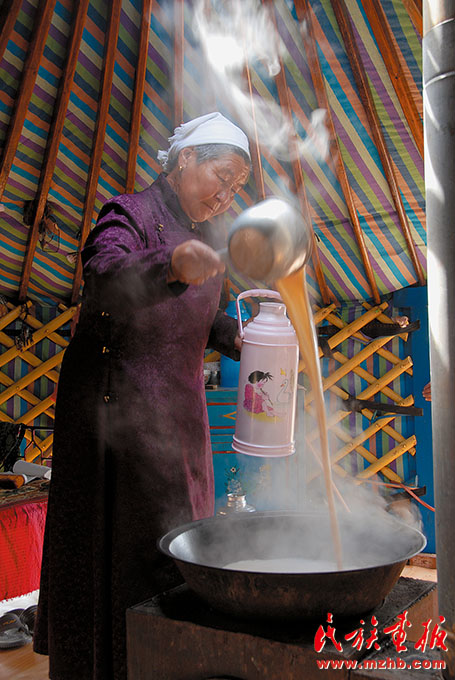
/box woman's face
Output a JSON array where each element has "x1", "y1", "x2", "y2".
[{"x1": 176, "y1": 148, "x2": 250, "y2": 223}]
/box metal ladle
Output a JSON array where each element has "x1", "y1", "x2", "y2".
[{"x1": 219, "y1": 197, "x2": 312, "y2": 282}]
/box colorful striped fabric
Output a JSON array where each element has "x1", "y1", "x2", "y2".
[{"x1": 0, "y1": 0, "x2": 425, "y2": 305}]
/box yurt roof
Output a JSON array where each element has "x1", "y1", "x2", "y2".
[{"x1": 0, "y1": 0, "x2": 425, "y2": 307}]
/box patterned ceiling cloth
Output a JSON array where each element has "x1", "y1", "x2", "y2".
[{"x1": 0, "y1": 0, "x2": 425, "y2": 305}]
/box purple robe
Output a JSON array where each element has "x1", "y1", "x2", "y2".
[{"x1": 34, "y1": 175, "x2": 239, "y2": 680}]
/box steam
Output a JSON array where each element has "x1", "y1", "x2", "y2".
[
  {"x1": 192, "y1": 0, "x2": 330, "y2": 164},
  {"x1": 224, "y1": 384, "x2": 424, "y2": 572},
  {"x1": 155, "y1": 0, "x2": 425, "y2": 574},
  {"x1": 169, "y1": 503, "x2": 424, "y2": 574}
]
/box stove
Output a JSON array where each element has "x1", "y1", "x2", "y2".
[{"x1": 127, "y1": 577, "x2": 441, "y2": 679}]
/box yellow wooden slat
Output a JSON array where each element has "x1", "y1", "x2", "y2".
[
  {"x1": 313, "y1": 304, "x2": 337, "y2": 325},
  {"x1": 306, "y1": 414, "x2": 402, "y2": 483},
  {"x1": 332, "y1": 395, "x2": 414, "y2": 462},
  {"x1": 0, "y1": 307, "x2": 76, "y2": 369},
  {"x1": 322, "y1": 309, "x2": 413, "y2": 375},
  {"x1": 307, "y1": 394, "x2": 416, "y2": 484},
  {"x1": 0, "y1": 350, "x2": 64, "y2": 406},
  {"x1": 330, "y1": 354, "x2": 413, "y2": 404},
  {"x1": 321, "y1": 302, "x2": 389, "y2": 350},
  {"x1": 0, "y1": 301, "x2": 33, "y2": 332},
  {"x1": 18, "y1": 396, "x2": 55, "y2": 424},
  {"x1": 306, "y1": 360, "x2": 416, "y2": 453},
  {"x1": 0, "y1": 371, "x2": 55, "y2": 418},
  {"x1": 305, "y1": 335, "x2": 404, "y2": 404},
  {"x1": 356, "y1": 436, "x2": 417, "y2": 479},
  {"x1": 0, "y1": 331, "x2": 60, "y2": 382},
  {"x1": 329, "y1": 425, "x2": 403, "y2": 482},
  {"x1": 25, "y1": 433, "x2": 53, "y2": 463},
  {"x1": 299, "y1": 302, "x2": 389, "y2": 372},
  {"x1": 6, "y1": 302, "x2": 71, "y2": 348}
]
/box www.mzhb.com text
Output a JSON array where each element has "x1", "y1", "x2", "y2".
[{"x1": 316, "y1": 657, "x2": 446, "y2": 670}]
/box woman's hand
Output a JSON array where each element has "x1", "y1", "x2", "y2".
[
  {"x1": 234, "y1": 334, "x2": 243, "y2": 352},
  {"x1": 234, "y1": 317, "x2": 254, "y2": 352},
  {"x1": 422, "y1": 382, "x2": 432, "y2": 402},
  {"x1": 392, "y1": 315, "x2": 409, "y2": 328},
  {"x1": 168, "y1": 240, "x2": 225, "y2": 285}
]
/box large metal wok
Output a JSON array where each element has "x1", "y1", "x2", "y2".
[{"x1": 158, "y1": 511, "x2": 426, "y2": 621}]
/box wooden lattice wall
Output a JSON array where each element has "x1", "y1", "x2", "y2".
[
  {"x1": 0, "y1": 301, "x2": 78, "y2": 462},
  {"x1": 0, "y1": 299, "x2": 416, "y2": 482},
  {"x1": 308, "y1": 301, "x2": 416, "y2": 486}
]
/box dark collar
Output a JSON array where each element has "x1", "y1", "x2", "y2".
[{"x1": 156, "y1": 173, "x2": 203, "y2": 234}]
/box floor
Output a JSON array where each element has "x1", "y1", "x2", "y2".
[{"x1": 0, "y1": 566, "x2": 438, "y2": 680}]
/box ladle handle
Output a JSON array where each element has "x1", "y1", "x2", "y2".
[
  {"x1": 235, "y1": 289, "x2": 282, "y2": 339},
  {"x1": 216, "y1": 247, "x2": 229, "y2": 263}
]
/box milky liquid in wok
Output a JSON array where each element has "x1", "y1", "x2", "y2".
[{"x1": 223, "y1": 557, "x2": 338, "y2": 573}]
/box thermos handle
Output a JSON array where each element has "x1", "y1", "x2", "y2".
[{"x1": 235, "y1": 289, "x2": 282, "y2": 339}]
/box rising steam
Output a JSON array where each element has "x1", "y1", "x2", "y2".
[{"x1": 192, "y1": 0, "x2": 330, "y2": 164}]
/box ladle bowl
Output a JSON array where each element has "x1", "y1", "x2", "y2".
[
  {"x1": 158, "y1": 511, "x2": 426, "y2": 621},
  {"x1": 227, "y1": 197, "x2": 312, "y2": 282}
]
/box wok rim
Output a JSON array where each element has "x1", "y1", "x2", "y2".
[{"x1": 158, "y1": 510, "x2": 427, "y2": 575}]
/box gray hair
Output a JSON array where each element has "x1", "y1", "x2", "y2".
[{"x1": 162, "y1": 143, "x2": 251, "y2": 173}]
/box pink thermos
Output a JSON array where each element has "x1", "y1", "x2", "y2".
[{"x1": 232, "y1": 290, "x2": 299, "y2": 457}]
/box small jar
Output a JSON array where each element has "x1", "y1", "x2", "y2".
[{"x1": 216, "y1": 493, "x2": 256, "y2": 515}]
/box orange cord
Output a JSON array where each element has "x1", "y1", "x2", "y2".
[{"x1": 359, "y1": 479, "x2": 436, "y2": 513}]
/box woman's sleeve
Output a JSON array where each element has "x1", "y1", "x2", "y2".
[
  {"x1": 81, "y1": 198, "x2": 187, "y2": 310},
  {"x1": 207, "y1": 309, "x2": 240, "y2": 360}
]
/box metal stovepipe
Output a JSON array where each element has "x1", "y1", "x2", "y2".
[{"x1": 423, "y1": 1, "x2": 455, "y2": 676}]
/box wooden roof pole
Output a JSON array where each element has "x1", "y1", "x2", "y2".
[
  {"x1": 0, "y1": 0, "x2": 22, "y2": 66},
  {"x1": 71, "y1": 0, "x2": 123, "y2": 304},
  {"x1": 19, "y1": 0, "x2": 90, "y2": 302},
  {"x1": 243, "y1": 61, "x2": 266, "y2": 201},
  {"x1": 294, "y1": 0, "x2": 381, "y2": 304},
  {"x1": 361, "y1": 0, "x2": 423, "y2": 157},
  {"x1": 126, "y1": 0, "x2": 153, "y2": 193},
  {"x1": 265, "y1": 0, "x2": 332, "y2": 304},
  {"x1": 403, "y1": 0, "x2": 423, "y2": 38},
  {"x1": 330, "y1": 0, "x2": 426, "y2": 286},
  {"x1": 0, "y1": 0, "x2": 57, "y2": 201},
  {"x1": 173, "y1": 0, "x2": 184, "y2": 126}
]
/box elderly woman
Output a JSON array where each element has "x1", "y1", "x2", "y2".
[{"x1": 34, "y1": 112, "x2": 250, "y2": 680}]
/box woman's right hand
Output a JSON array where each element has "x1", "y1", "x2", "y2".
[{"x1": 168, "y1": 240, "x2": 225, "y2": 285}]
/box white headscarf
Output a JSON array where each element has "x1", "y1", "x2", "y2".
[{"x1": 157, "y1": 112, "x2": 250, "y2": 168}]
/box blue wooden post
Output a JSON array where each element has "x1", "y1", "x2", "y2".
[{"x1": 393, "y1": 285, "x2": 435, "y2": 553}]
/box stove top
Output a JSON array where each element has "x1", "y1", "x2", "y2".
[{"x1": 127, "y1": 577, "x2": 441, "y2": 680}]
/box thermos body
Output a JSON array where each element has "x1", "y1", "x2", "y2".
[{"x1": 232, "y1": 291, "x2": 299, "y2": 457}]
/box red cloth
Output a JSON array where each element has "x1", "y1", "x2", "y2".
[{"x1": 0, "y1": 499, "x2": 47, "y2": 600}]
